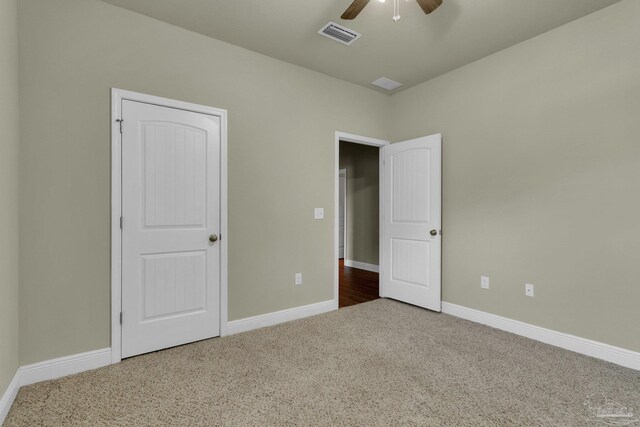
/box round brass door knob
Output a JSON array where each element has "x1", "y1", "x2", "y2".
[
  {"x1": 209, "y1": 234, "x2": 218, "y2": 243},
  {"x1": 430, "y1": 229, "x2": 438, "y2": 236}
]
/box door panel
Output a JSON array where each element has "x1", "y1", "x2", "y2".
[
  {"x1": 142, "y1": 123, "x2": 207, "y2": 228},
  {"x1": 122, "y1": 100, "x2": 221, "y2": 358},
  {"x1": 381, "y1": 134, "x2": 441, "y2": 311},
  {"x1": 392, "y1": 149, "x2": 431, "y2": 223},
  {"x1": 142, "y1": 251, "x2": 207, "y2": 320},
  {"x1": 391, "y1": 238, "x2": 430, "y2": 288}
]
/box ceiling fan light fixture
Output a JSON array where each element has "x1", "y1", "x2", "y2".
[
  {"x1": 341, "y1": 0, "x2": 442, "y2": 20},
  {"x1": 393, "y1": 0, "x2": 401, "y2": 22}
]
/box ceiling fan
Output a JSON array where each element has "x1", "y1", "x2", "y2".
[{"x1": 341, "y1": 0, "x2": 443, "y2": 20}]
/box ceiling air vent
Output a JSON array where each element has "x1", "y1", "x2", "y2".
[
  {"x1": 371, "y1": 77, "x2": 403, "y2": 91},
  {"x1": 318, "y1": 21, "x2": 361, "y2": 46}
]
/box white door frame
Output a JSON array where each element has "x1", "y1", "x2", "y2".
[
  {"x1": 334, "y1": 132, "x2": 389, "y2": 309},
  {"x1": 111, "y1": 88, "x2": 228, "y2": 363}
]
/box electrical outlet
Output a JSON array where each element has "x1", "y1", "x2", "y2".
[
  {"x1": 525, "y1": 283, "x2": 534, "y2": 297},
  {"x1": 295, "y1": 273, "x2": 303, "y2": 286},
  {"x1": 481, "y1": 276, "x2": 490, "y2": 289},
  {"x1": 314, "y1": 208, "x2": 324, "y2": 219}
]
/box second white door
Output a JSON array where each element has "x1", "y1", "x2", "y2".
[
  {"x1": 380, "y1": 134, "x2": 442, "y2": 311},
  {"x1": 121, "y1": 100, "x2": 221, "y2": 358}
]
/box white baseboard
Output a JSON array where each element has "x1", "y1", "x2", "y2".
[
  {"x1": 0, "y1": 371, "x2": 19, "y2": 425},
  {"x1": 0, "y1": 348, "x2": 111, "y2": 423},
  {"x1": 344, "y1": 260, "x2": 379, "y2": 273},
  {"x1": 226, "y1": 300, "x2": 336, "y2": 335},
  {"x1": 442, "y1": 302, "x2": 640, "y2": 371},
  {"x1": 17, "y1": 348, "x2": 112, "y2": 387}
]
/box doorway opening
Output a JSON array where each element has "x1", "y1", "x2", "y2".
[
  {"x1": 334, "y1": 132, "x2": 389, "y2": 309},
  {"x1": 334, "y1": 132, "x2": 442, "y2": 312}
]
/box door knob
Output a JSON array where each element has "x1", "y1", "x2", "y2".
[
  {"x1": 430, "y1": 229, "x2": 438, "y2": 236},
  {"x1": 209, "y1": 234, "x2": 218, "y2": 243}
]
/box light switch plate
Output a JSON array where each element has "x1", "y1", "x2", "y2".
[
  {"x1": 295, "y1": 273, "x2": 303, "y2": 286},
  {"x1": 314, "y1": 208, "x2": 324, "y2": 219},
  {"x1": 481, "y1": 276, "x2": 490, "y2": 289}
]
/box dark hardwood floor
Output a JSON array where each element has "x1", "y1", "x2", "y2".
[{"x1": 339, "y1": 259, "x2": 380, "y2": 308}]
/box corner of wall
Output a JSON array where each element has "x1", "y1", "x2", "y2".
[{"x1": 0, "y1": 0, "x2": 21, "y2": 416}]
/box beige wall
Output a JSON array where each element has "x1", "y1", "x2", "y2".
[
  {"x1": 390, "y1": 0, "x2": 640, "y2": 352},
  {"x1": 0, "y1": 0, "x2": 20, "y2": 396},
  {"x1": 339, "y1": 142, "x2": 379, "y2": 265},
  {"x1": 18, "y1": 0, "x2": 389, "y2": 365},
  {"x1": 14, "y1": 0, "x2": 640, "y2": 368}
]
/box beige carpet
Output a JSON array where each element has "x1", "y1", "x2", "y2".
[{"x1": 5, "y1": 299, "x2": 640, "y2": 426}]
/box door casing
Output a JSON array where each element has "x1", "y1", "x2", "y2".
[{"x1": 111, "y1": 88, "x2": 228, "y2": 364}]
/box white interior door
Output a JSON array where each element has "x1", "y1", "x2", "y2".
[
  {"x1": 338, "y1": 169, "x2": 346, "y2": 259},
  {"x1": 121, "y1": 100, "x2": 221, "y2": 358},
  {"x1": 380, "y1": 134, "x2": 442, "y2": 311}
]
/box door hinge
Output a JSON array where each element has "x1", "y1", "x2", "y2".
[
  {"x1": 119, "y1": 216, "x2": 123, "y2": 229},
  {"x1": 119, "y1": 312, "x2": 123, "y2": 325},
  {"x1": 116, "y1": 118, "x2": 124, "y2": 134}
]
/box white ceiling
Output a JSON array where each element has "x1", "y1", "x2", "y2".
[{"x1": 100, "y1": 0, "x2": 621, "y2": 94}]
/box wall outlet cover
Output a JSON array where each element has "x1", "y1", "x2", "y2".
[
  {"x1": 481, "y1": 276, "x2": 490, "y2": 289},
  {"x1": 314, "y1": 208, "x2": 324, "y2": 220},
  {"x1": 295, "y1": 273, "x2": 303, "y2": 286},
  {"x1": 525, "y1": 283, "x2": 535, "y2": 297}
]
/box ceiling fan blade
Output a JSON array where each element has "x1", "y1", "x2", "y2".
[
  {"x1": 415, "y1": 0, "x2": 443, "y2": 14},
  {"x1": 341, "y1": 0, "x2": 370, "y2": 20}
]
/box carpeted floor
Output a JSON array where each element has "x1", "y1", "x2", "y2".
[{"x1": 5, "y1": 299, "x2": 640, "y2": 426}]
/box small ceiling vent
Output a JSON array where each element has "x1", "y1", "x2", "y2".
[
  {"x1": 318, "y1": 21, "x2": 361, "y2": 46},
  {"x1": 371, "y1": 77, "x2": 403, "y2": 91}
]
